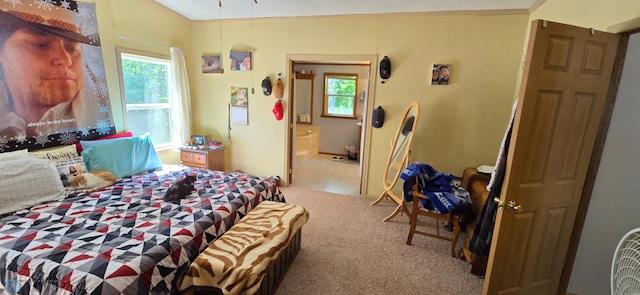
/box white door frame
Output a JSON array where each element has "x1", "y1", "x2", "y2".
[{"x1": 284, "y1": 53, "x2": 379, "y2": 197}]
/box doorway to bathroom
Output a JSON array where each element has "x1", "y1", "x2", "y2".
[{"x1": 286, "y1": 54, "x2": 377, "y2": 197}]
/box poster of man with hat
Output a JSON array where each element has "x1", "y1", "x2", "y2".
[{"x1": 0, "y1": 0, "x2": 112, "y2": 152}]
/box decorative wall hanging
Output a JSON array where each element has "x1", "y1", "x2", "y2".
[
  {"x1": 372, "y1": 106, "x2": 385, "y2": 128},
  {"x1": 0, "y1": 1, "x2": 114, "y2": 152},
  {"x1": 431, "y1": 64, "x2": 451, "y2": 85},
  {"x1": 379, "y1": 56, "x2": 391, "y2": 83},
  {"x1": 273, "y1": 75, "x2": 284, "y2": 99},
  {"x1": 262, "y1": 76, "x2": 273, "y2": 96},
  {"x1": 230, "y1": 87, "x2": 249, "y2": 125},
  {"x1": 272, "y1": 99, "x2": 283, "y2": 121},
  {"x1": 202, "y1": 54, "x2": 223, "y2": 74},
  {"x1": 230, "y1": 50, "x2": 252, "y2": 71}
]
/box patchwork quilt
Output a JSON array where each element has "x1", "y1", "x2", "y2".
[{"x1": 0, "y1": 166, "x2": 285, "y2": 295}]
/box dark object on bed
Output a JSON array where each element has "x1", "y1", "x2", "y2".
[{"x1": 164, "y1": 175, "x2": 197, "y2": 202}]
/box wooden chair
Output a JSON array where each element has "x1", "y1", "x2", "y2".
[{"x1": 406, "y1": 181, "x2": 461, "y2": 257}]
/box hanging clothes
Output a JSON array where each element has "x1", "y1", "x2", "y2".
[
  {"x1": 469, "y1": 99, "x2": 518, "y2": 256},
  {"x1": 400, "y1": 162, "x2": 471, "y2": 215}
]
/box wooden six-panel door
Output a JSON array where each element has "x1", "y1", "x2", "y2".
[{"x1": 484, "y1": 20, "x2": 620, "y2": 294}]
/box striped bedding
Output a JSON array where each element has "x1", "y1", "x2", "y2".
[{"x1": 177, "y1": 201, "x2": 309, "y2": 295}]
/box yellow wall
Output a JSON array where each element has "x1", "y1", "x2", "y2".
[
  {"x1": 87, "y1": 0, "x2": 193, "y2": 163},
  {"x1": 90, "y1": 0, "x2": 529, "y2": 197},
  {"x1": 191, "y1": 13, "x2": 529, "y2": 196}
]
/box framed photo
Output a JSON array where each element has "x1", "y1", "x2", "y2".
[
  {"x1": 230, "y1": 50, "x2": 251, "y2": 71},
  {"x1": 191, "y1": 135, "x2": 210, "y2": 145},
  {"x1": 202, "y1": 54, "x2": 223, "y2": 74},
  {"x1": 431, "y1": 64, "x2": 451, "y2": 85}
]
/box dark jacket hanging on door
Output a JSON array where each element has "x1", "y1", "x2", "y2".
[{"x1": 469, "y1": 101, "x2": 517, "y2": 257}]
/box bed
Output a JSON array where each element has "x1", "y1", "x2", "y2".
[{"x1": 0, "y1": 136, "x2": 286, "y2": 294}]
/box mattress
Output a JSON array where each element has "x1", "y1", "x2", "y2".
[{"x1": 0, "y1": 165, "x2": 284, "y2": 294}]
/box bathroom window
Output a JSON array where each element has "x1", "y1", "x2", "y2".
[{"x1": 322, "y1": 73, "x2": 358, "y2": 119}]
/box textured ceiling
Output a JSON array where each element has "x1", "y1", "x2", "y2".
[{"x1": 154, "y1": 0, "x2": 539, "y2": 21}]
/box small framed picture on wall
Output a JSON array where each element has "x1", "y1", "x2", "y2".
[
  {"x1": 202, "y1": 54, "x2": 223, "y2": 74},
  {"x1": 431, "y1": 64, "x2": 451, "y2": 85},
  {"x1": 230, "y1": 50, "x2": 252, "y2": 71}
]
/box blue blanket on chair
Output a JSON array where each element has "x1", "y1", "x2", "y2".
[{"x1": 400, "y1": 162, "x2": 471, "y2": 215}]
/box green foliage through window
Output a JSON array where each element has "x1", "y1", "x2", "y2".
[
  {"x1": 121, "y1": 55, "x2": 169, "y2": 104},
  {"x1": 117, "y1": 50, "x2": 173, "y2": 148},
  {"x1": 323, "y1": 74, "x2": 358, "y2": 118}
]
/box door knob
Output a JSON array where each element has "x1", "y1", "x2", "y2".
[
  {"x1": 507, "y1": 200, "x2": 523, "y2": 213},
  {"x1": 493, "y1": 198, "x2": 523, "y2": 213}
]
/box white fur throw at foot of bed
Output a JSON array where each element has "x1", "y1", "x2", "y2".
[{"x1": 177, "y1": 201, "x2": 309, "y2": 295}]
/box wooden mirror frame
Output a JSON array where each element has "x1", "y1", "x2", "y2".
[{"x1": 370, "y1": 101, "x2": 420, "y2": 222}]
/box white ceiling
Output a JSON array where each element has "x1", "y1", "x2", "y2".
[{"x1": 154, "y1": 0, "x2": 539, "y2": 21}]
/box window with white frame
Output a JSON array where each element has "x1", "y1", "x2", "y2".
[
  {"x1": 322, "y1": 73, "x2": 358, "y2": 119},
  {"x1": 116, "y1": 48, "x2": 176, "y2": 150}
]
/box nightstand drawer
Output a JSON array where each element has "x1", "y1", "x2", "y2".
[
  {"x1": 181, "y1": 151, "x2": 194, "y2": 163},
  {"x1": 193, "y1": 153, "x2": 207, "y2": 165},
  {"x1": 180, "y1": 148, "x2": 225, "y2": 171}
]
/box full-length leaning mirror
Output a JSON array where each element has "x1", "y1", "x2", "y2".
[{"x1": 370, "y1": 101, "x2": 420, "y2": 222}]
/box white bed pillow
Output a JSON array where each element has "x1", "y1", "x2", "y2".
[
  {"x1": 0, "y1": 148, "x2": 28, "y2": 160},
  {"x1": 0, "y1": 156, "x2": 65, "y2": 215}
]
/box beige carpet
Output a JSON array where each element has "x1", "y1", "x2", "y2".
[{"x1": 276, "y1": 185, "x2": 484, "y2": 295}]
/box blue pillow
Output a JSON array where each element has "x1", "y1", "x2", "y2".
[
  {"x1": 79, "y1": 137, "x2": 129, "y2": 151},
  {"x1": 81, "y1": 134, "x2": 162, "y2": 178}
]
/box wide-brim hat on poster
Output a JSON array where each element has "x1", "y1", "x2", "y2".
[{"x1": 0, "y1": 0, "x2": 99, "y2": 46}]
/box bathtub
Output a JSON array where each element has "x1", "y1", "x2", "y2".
[{"x1": 295, "y1": 127, "x2": 319, "y2": 163}]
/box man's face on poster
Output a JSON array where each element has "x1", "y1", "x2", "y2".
[{"x1": 0, "y1": 26, "x2": 84, "y2": 113}]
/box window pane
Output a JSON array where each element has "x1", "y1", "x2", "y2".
[
  {"x1": 323, "y1": 74, "x2": 357, "y2": 118},
  {"x1": 327, "y1": 95, "x2": 354, "y2": 116},
  {"x1": 327, "y1": 78, "x2": 356, "y2": 95},
  {"x1": 126, "y1": 108, "x2": 171, "y2": 144},
  {"x1": 121, "y1": 55, "x2": 169, "y2": 104},
  {"x1": 119, "y1": 51, "x2": 173, "y2": 147}
]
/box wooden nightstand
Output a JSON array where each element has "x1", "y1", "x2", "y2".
[{"x1": 180, "y1": 148, "x2": 225, "y2": 171}]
